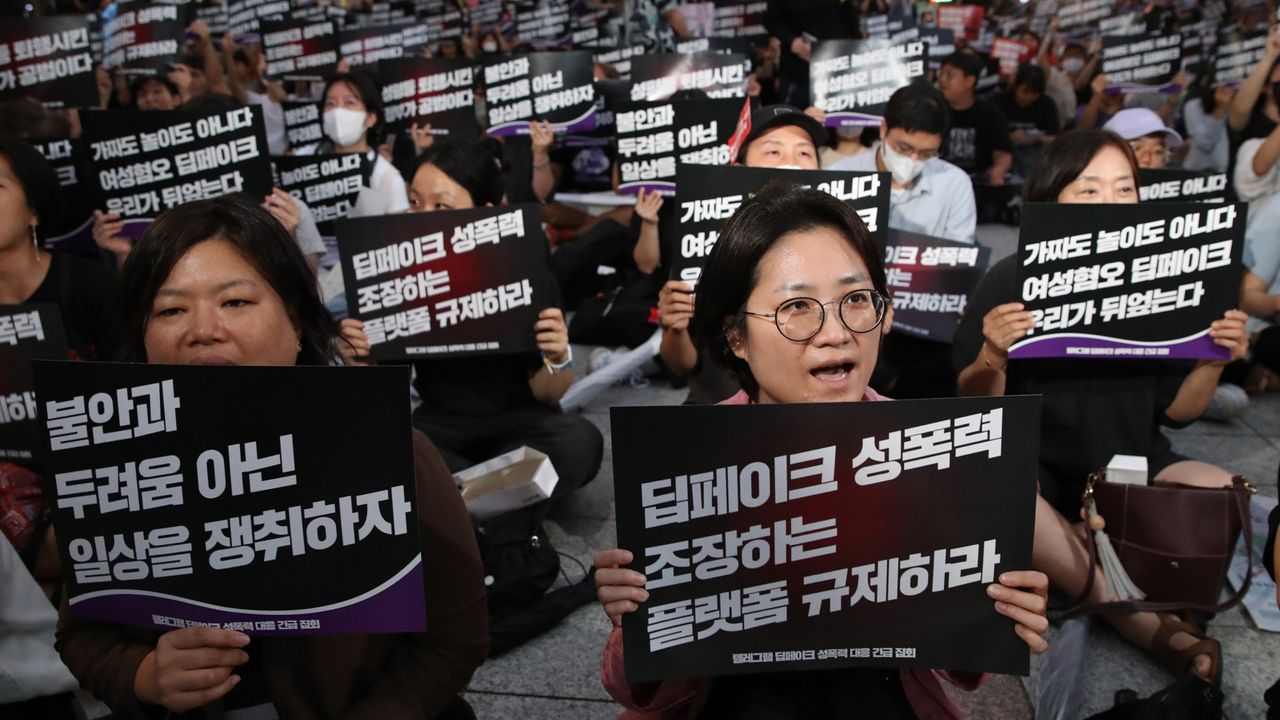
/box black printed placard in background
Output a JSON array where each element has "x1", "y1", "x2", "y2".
[
  {"x1": 81, "y1": 106, "x2": 273, "y2": 227},
  {"x1": 613, "y1": 395, "x2": 1040, "y2": 682},
  {"x1": 918, "y1": 27, "x2": 956, "y2": 68},
  {"x1": 35, "y1": 361, "x2": 426, "y2": 635},
  {"x1": 0, "y1": 17, "x2": 97, "y2": 108},
  {"x1": 711, "y1": 0, "x2": 768, "y2": 38},
  {"x1": 674, "y1": 37, "x2": 757, "y2": 57},
  {"x1": 274, "y1": 153, "x2": 372, "y2": 236},
  {"x1": 337, "y1": 25, "x2": 405, "y2": 69},
  {"x1": 614, "y1": 98, "x2": 741, "y2": 196},
  {"x1": 670, "y1": 165, "x2": 890, "y2": 288},
  {"x1": 810, "y1": 39, "x2": 928, "y2": 127},
  {"x1": 227, "y1": 0, "x2": 291, "y2": 38},
  {"x1": 260, "y1": 19, "x2": 338, "y2": 82},
  {"x1": 0, "y1": 304, "x2": 68, "y2": 462},
  {"x1": 482, "y1": 51, "x2": 596, "y2": 137},
  {"x1": 102, "y1": 1, "x2": 190, "y2": 77},
  {"x1": 884, "y1": 231, "x2": 990, "y2": 343},
  {"x1": 628, "y1": 52, "x2": 750, "y2": 102},
  {"x1": 1213, "y1": 30, "x2": 1267, "y2": 84},
  {"x1": 335, "y1": 204, "x2": 556, "y2": 360},
  {"x1": 281, "y1": 101, "x2": 323, "y2": 149},
  {"x1": 1009, "y1": 202, "x2": 1244, "y2": 360},
  {"x1": 30, "y1": 138, "x2": 95, "y2": 253},
  {"x1": 515, "y1": 2, "x2": 571, "y2": 47},
  {"x1": 593, "y1": 45, "x2": 645, "y2": 79},
  {"x1": 378, "y1": 57, "x2": 479, "y2": 137},
  {"x1": 1100, "y1": 32, "x2": 1182, "y2": 94},
  {"x1": 1138, "y1": 169, "x2": 1229, "y2": 204},
  {"x1": 1056, "y1": 0, "x2": 1113, "y2": 37}
]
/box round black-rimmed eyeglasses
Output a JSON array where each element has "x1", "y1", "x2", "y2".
[{"x1": 741, "y1": 289, "x2": 889, "y2": 342}]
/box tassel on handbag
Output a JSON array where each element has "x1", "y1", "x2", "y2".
[{"x1": 1084, "y1": 496, "x2": 1146, "y2": 602}]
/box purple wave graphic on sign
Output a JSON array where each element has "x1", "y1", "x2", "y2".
[
  {"x1": 618, "y1": 180, "x2": 676, "y2": 196},
  {"x1": 824, "y1": 111, "x2": 885, "y2": 128},
  {"x1": 1008, "y1": 330, "x2": 1228, "y2": 361},
  {"x1": 487, "y1": 105, "x2": 598, "y2": 137},
  {"x1": 68, "y1": 557, "x2": 426, "y2": 636}
]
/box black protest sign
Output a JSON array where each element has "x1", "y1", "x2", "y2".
[
  {"x1": 885, "y1": 231, "x2": 990, "y2": 343},
  {"x1": 613, "y1": 395, "x2": 1040, "y2": 682},
  {"x1": 1100, "y1": 32, "x2": 1182, "y2": 93},
  {"x1": 378, "y1": 57, "x2": 478, "y2": 136},
  {"x1": 675, "y1": 37, "x2": 757, "y2": 57},
  {"x1": 615, "y1": 98, "x2": 742, "y2": 195},
  {"x1": 364, "y1": 1, "x2": 415, "y2": 27},
  {"x1": 811, "y1": 39, "x2": 928, "y2": 127},
  {"x1": 102, "y1": 2, "x2": 189, "y2": 76},
  {"x1": 82, "y1": 106, "x2": 273, "y2": 221},
  {"x1": 1139, "y1": 169, "x2": 1229, "y2": 204},
  {"x1": 711, "y1": 0, "x2": 768, "y2": 38},
  {"x1": 281, "y1": 101, "x2": 323, "y2": 149},
  {"x1": 1179, "y1": 19, "x2": 1219, "y2": 76},
  {"x1": 918, "y1": 27, "x2": 956, "y2": 68},
  {"x1": 261, "y1": 19, "x2": 338, "y2": 81},
  {"x1": 1098, "y1": 11, "x2": 1147, "y2": 38},
  {"x1": 35, "y1": 362, "x2": 426, "y2": 635},
  {"x1": 275, "y1": 153, "x2": 372, "y2": 235},
  {"x1": 197, "y1": 2, "x2": 229, "y2": 37},
  {"x1": 30, "y1": 138, "x2": 95, "y2": 252},
  {"x1": 0, "y1": 18, "x2": 96, "y2": 108},
  {"x1": 1009, "y1": 202, "x2": 1244, "y2": 360},
  {"x1": 670, "y1": 165, "x2": 890, "y2": 288},
  {"x1": 515, "y1": 2, "x2": 571, "y2": 46},
  {"x1": 562, "y1": 77, "x2": 630, "y2": 147},
  {"x1": 338, "y1": 25, "x2": 405, "y2": 68},
  {"x1": 629, "y1": 52, "x2": 749, "y2": 101},
  {"x1": 336, "y1": 205, "x2": 555, "y2": 360},
  {"x1": 593, "y1": 45, "x2": 645, "y2": 79},
  {"x1": 228, "y1": 0, "x2": 291, "y2": 37},
  {"x1": 1057, "y1": 0, "x2": 1113, "y2": 36},
  {"x1": 482, "y1": 51, "x2": 596, "y2": 136},
  {"x1": 862, "y1": 13, "x2": 916, "y2": 41},
  {"x1": 0, "y1": 305, "x2": 68, "y2": 462},
  {"x1": 1215, "y1": 30, "x2": 1268, "y2": 84},
  {"x1": 423, "y1": 6, "x2": 466, "y2": 45}
]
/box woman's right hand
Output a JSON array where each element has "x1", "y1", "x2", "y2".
[
  {"x1": 981, "y1": 302, "x2": 1035, "y2": 368},
  {"x1": 339, "y1": 318, "x2": 371, "y2": 366},
  {"x1": 134, "y1": 627, "x2": 249, "y2": 712},
  {"x1": 92, "y1": 210, "x2": 131, "y2": 261},
  {"x1": 634, "y1": 188, "x2": 663, "y2": 224},
  {"x1": 658, "y1": 280, "x2": 695, "y2": 332},
  {"x1": 594, "y1": 548, "x2": 648, "y2": 628},
  {"x1": 410, "y1": 122, "x2": 435, "y2": 153}
]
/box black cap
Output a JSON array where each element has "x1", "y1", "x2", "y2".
[{"x1": 739, "y1": 105, "x2": 828, "y2": 161}]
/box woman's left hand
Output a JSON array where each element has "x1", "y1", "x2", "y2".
[
  {"x1": 535, "y1": 308, "x2": 569, "y2": 366},
  {"x1": 529, "y1": 120, "x2": 554, "y2": 156},
  {"x1": 1207, "y1": 309, "x2": 1248, "y2": 366},
  {"x1": 988, "y1": 570, "x2": 1049, "y2": 653},
  {"x1": 262, "y1": 188, "x2": 300, "y2": 237}
]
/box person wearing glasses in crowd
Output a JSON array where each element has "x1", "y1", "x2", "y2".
[
  {"x1": 593, "y1": 182, "x2": 1049, "y2": 718},
  {"x1": 1103, "y1": 107, "x2": 1182, "y2": 169},
  {"x1": 829, "y1": 83, "x2": 977, "y2": 244}
]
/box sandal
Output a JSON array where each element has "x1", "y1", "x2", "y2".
[{"x1": 1149, "y1": 613, "x2": 1222, "y2": 686}]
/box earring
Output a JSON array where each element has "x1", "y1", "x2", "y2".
[
  {"x1": 30, "y1": 225, "x2": 40, "y2": 260},
  {"x1": 296, "y1": 340, "x2": 303, "y2": 352}
]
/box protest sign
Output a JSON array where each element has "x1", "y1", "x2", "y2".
[
  {"x1": 990, "y1": 37, "x2": 1030, "y2": 77},
  {"x1": 885, "y1": 231, "x2": 990, "y2": 343},
  {"x1": 934, "y1": 5, "x2": 984, "y2": 42},
  {"x1": 423, "y1": 6, "x2": 467, "y2": 45},
  {"x1": 378, "y1": 57, "x2": 478, "y2": 136},
  {"x1": 260, "y1": 19, "x2": 338, "y2": 82},
  {"x1": 1139, "y1": 169, "x2": 1229, "y2": 204},
  {"x1": 35, "y1": 361, "x2": 426, "y2": 635},
  {"x1": 515, "y1": 2, "x2": 571, "y2": 46},
  {"x1": 1178, "y1": 19, "x2": 1218, "y2": 76},
  {"x1": 363, "y1": 1, "x2": 415, "y2": 27},
  {"x1": 1009, "y1": 202, "x2": 1244, "y2": 360},
  {"x1": 1057, "y1": 0, "x2": 1114, "y2": 36},
  {"x1": 629, "y1": 52, "x2": 750, "y2": 101},
  {"x1": 1100, "y1": 32, "x2": 1182, "y2": 93},
  {"x1": 29, "y1": 138, "x2": 94, "y2": 252},
  {"x1": 81, "y1": 106, "x2": 273, "y2": 230},
  {"x1": 562, "y1": 77, "x2": 630, "y2": 148},
  {"x1": 482, "y1": 51, "x2": 596, "y2": 136},
  {"x1": 103, "y1": 2, "x2": 189, "y2": 76},
  {"x1": 281, "y1": 100, "x2": 323, "y2": 149},
  {"x1": 918, "y1": 27, "x2": 955, "y2": 68},
  {"x1": 197, "y1": 1, "x2": 229, "y2": 36},
  {"x1": 338, "y1": 25, "x2": 405, "y2": 68},
  {"x1": 810, "y1": 39, "x2": 928, "y2": 127},
  {"x1": 675, "y1": 37, "x2": 757, "y2": 57},
  {"x1": 1098, "y1": 11, "x2": 1147, "y2": 37},
  {"x1": 336, "y1": 204, "x2": 555, "y2": 360},
  {"x1": 275, "y1": 153, "x2": 372, "y2": 235},
  {"x1": 863, "y1": 13, "x2": 915, "y2": 40},
  {"x1": 612, "y1": 395, "x2": 1040, "y2": 682},
  {"x1": 670, "y1": 165, "x2": 890, "y2": 287},
  {"x1": 0, "y1": 17, "x2": 96, "y2": 108},
  {"x1": 228, "y1": 0, "x2": 290, "y2": 37},
  {"x1": 0, "y1": 305, "x2": 68, "y2": 462},
  {"x1": 614, "y1": 98, "x2": 742, "y2": 195},
  {"x1": 711, "y1": 0, "x2": 768, "y2": 38},
  {"x1": 593, "y1": 45, "x2": 645, "y2": 79},
  {"x1": 1215, "y1": 30, "x2": 1269, "y2": 84}
]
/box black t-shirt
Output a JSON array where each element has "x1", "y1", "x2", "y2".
[
  {"x1": 943, "y1": 97, "x2": 1013, "y2": 175},
  {"x1": 951, "y1": 255, "x2": 1191, "y2": 511},
  {"x1": 993, "y1": 90, "x2": 1060, "y2": 136},
  {"x1": 412, "y1": 352, "x2": 544, "y2": 418},
  {"x1": 25, "y1": 252, "x2": 116, "y2": 361}
]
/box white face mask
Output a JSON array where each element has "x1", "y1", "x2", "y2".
[
  {"x1": 1062, "y1": 57, "x2": 1085, "y2": 73},
  {"x1": 880, "y1": 141, "x2": 927, "y2": 186},
  {"x1": 323, "y1": 107, "x2": 368, "y2": 147},
  {"x1": 482, "y1": 39, "x2": 498, "y2": 53}
]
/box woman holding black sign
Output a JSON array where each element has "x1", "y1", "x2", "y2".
[
  {"x1": 55, "y1": 195, "x2": 489, "y2": 719},
  {"x1": 952, "y1": 129, "x2": 1247, "y2": 683},
  {"x1": 592, "y1": 183, "x2": 1050, "y2": 718}
]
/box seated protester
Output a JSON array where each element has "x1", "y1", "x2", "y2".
[
  {"x1": 1103, "y1": 107, "x2": 1183, "y2": 169},
  {"x1": 995, "y1": 63, "x2": 1060, "y2": 148},
  {"x1": 1182, "y1": 79, "x2": 1234, "y2": 173},
  {"x1": 819, "y1": 125, "x2": 876, "y2": 168},
  {"x1": 830, "y1": 83, "x2": 977, "y2": 243},
  {"x1": 343, "y1": 137, "x2": 604, "y2": 505},
  {"x1": 58, "y1": 195, "x2": 488, "y2": 718},
  {"x1": 953, "y1": 129, "x2": 1244, "y2": 683},
  {"x1": 1226, "y1": 27, "x2": 1280, "y2": 186},
  {"x1": 936, "y1": 52, "x2": 1014, "y2": 186},
  {"x1": 0, "y1": 136, "x2": 114, "y2": 362},
  {"x1": 638, "y1": 105, "x2": 828, "y2": 404},
  {"x1": 307, "y1": 72, "x2": 409, "y2": 215},
  {"x1": 131, "y1": 74, "x2": 180, "y2": 111},
  {"x1": 593, "y1": 182, "x2": 1050, "y2": 718},
  {"x1": 1235, "y1": 194, "x2": 1280, "y2": 393},
  {"x1": 1077, "y1": 74, "x2": 1124, "y2": 131}
]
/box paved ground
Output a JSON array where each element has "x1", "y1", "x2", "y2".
[{"x1": 462, "y1": 224, "x2": 1280, "y2": 719}]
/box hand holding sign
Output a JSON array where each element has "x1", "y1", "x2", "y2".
[
  {"x1": 92, "y1": 210, "x2": 131, "y2": 268},
  {"x1": 981, "y1": 302, "x2": 1035, "y2": 370},
  {"x1": 339, "y1": 318, "x2": 371, "y2": 366},
  {"x1": 261, "y1": 188, "x2": 299, "y2": 237},
  {"x1": 987, "y1": 571, "x2": 1049, "y2": 653},
  {"x1": 535, "y1": 308, "x2": 569, "y2": 366},
  {"x1": 658, "y1": 281, "x2": 695, "y2": 332},
  {"x1": 134, "y1": 626, "x2": 250, "y2": 712},
  {"x1": 1204, "y1": 309, "x2": 1249, "y2": 367},
  {"x1": 595, "y1": 548, "x2": 649, "y2": 628},
  {"x1": 634, "y1": 188, "x2": 664, "y2": 224}
]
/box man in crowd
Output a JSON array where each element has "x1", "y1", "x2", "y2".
[{"x1": 937, "y1": 51, "x2": 1014, "y2": 186}]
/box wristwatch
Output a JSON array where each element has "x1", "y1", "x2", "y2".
[{"x1": 542, "y1": 346, "x2": 573, "y2": 374}]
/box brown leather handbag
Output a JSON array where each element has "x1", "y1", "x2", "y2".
[{"x1": 1063, "y1": 471, "x2": 1255, "y2": 616}]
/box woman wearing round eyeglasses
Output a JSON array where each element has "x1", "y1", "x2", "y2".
[{"x1": 592, "y1": 182, "x2": 1049, "y2": 719}]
